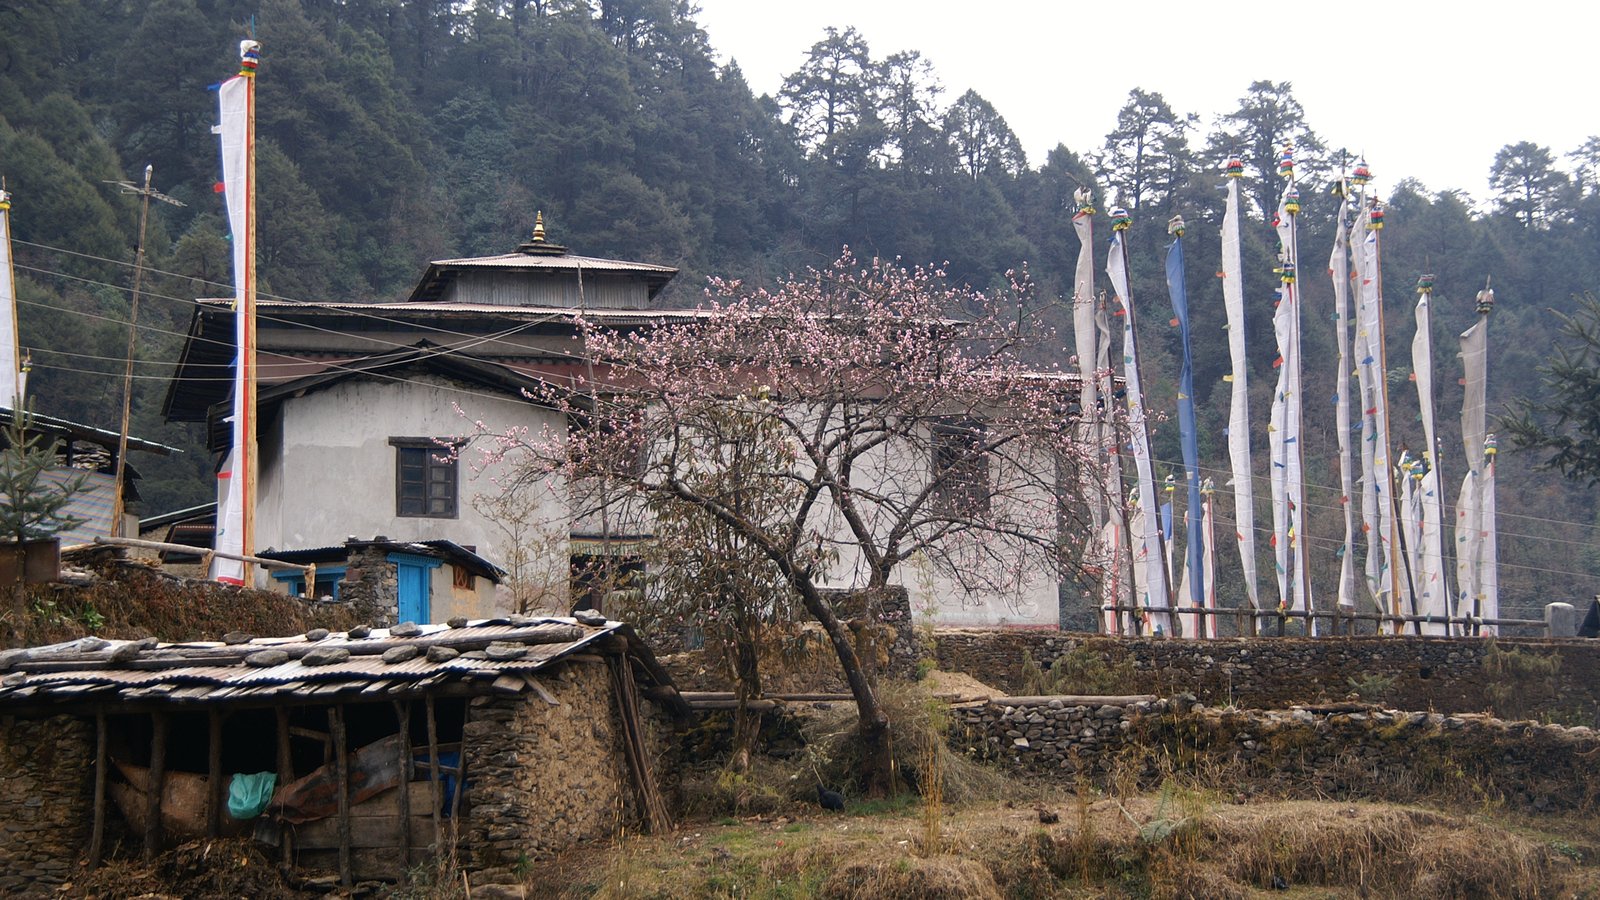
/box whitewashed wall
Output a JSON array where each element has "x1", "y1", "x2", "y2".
[{"x1": 254, "y1": 375, "x2": 568, "y2": 591}]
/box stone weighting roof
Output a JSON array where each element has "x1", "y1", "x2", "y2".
[{"x1": 0, "y1": 616, "x2": 688, "y2": 716}]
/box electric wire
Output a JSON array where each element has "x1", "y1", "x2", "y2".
[{"x1": 18, "y1": 244, "x2": 1600, "y2": 559}]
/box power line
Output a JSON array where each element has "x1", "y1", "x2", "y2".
[{"x1": 19, "y1": 243, "x2": 1600, "y2": 552}]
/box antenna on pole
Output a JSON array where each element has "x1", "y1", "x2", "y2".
[{"x1": 104, "y1": 166, "x2": 185, "y2": 536}]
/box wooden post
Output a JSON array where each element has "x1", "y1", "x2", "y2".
[
  {"x1": 425, "y1": 694, "x2": 443, "y2": 856},
  {"x1": 207, "y1": 709, "x2": 224, "y2": 838},
  {"x1": 448, "y1": 742, "x2": 466, "y2": 851},
  {"x1": 275, "y1": 707, "x2": 293, "y2": 867},
  {"x1": 328, "y1": 706, "x2": 352, "y2": 888},
  {"x1": 143, "y1": 712, "x2": 167, "y2": 862},
  {"x1": 88, "y1": 712, "x2": 108, "y2": 869},
  {"x1": 393, "y1": 700, "x2": 412, "y2": 867}
]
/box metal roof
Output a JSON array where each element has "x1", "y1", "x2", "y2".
[
  {"x1": 425, "y1": 252, "x2": 679, "y2": 275},
  {"x1": 201, "y1": 297, "x2": 720, "y2": 323},
  {"x1": 0, "y1": 618, "x2": 688, "y2": 714},
  {"x1": 0, "y1": 407, "x2": 180, "y2": 456},
  {"x1": 407, "y1": 251, "x2": 678, "y2": 304},
  {"x1": 259, "y1": 539, "x2": 507, "y2": 583}
]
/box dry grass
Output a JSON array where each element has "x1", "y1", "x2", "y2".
[
  {"x1": 820, "y1": 855, "x2": 1000, "y2": 899},
  {"x1": 540, "y1": 795, "x2": 1596, "y2": 899},
  {"x1": 1203, "y1": 801, "x2": 1559, "y2": 896},
  {"x1": 0, "y1": 565, "x2": 361, "y2": 648},
  {"x1": 800, "y1": 679, "x2": 1011, "y2": 805}
]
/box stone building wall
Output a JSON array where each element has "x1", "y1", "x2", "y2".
[
  {"x1": 0, "y1": 714, "x2": 94, "y2": 897},
  {"x1": 338, "y1": 543, "x2": 399, "y2": 627},
  {"x1": 934, "y1": 631, "x2": 1600, "y2": 720},
  {"x1": 952, "y1": 697, "x2": 1600, "y2": 813},
  {"x1": 463, "y1": 658, "x2": 676, "y2": 886}
]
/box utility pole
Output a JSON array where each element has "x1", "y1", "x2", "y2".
[{"x1": 105, "y1": 166, "x2": 184, "y2": 536}]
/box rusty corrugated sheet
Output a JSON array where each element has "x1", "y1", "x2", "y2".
[{"x1": 0, "y1": 618, "x2": 621, "y2": 705}]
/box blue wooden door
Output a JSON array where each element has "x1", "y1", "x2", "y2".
[{"x1": 390, "y1": 553, "x2": 441, "y2": 624}]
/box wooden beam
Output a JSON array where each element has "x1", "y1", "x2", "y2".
[
  {"x1": 276, "y1": 707, "x2": 293, "y2": 868},
  {"x1": 206, "y1": 709, "x2": 223, "y2": 838},
  {"x1": 425, "y1": 694, "x2": 443, "y2": 856},
  {"x1": 329, "y1": 705, "x2": 352, "y2": 888},
  {"x1": 392, "y1": 700, "x2": 412, "y2": 868},
  {"x1": 143, "y1": 712, "x2": 167, "y2": 862},
  {"x1": 87, "y1": 712, "x2": 107, "y2": 869}
]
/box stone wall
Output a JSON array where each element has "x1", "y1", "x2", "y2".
[
  {"x1": 952, "y1": 697, "x2": 1600, "y2": 813},
  {"x1": 339, "y1": 543, "x2": 399, "y2": 627},
  {"x1": 0, "y1": 714, "x2": 94, "y2": 896},
  {"x1": 463, "y1": 658, "x2": 676, "y2": 886},
  {"x1": 934, "y1": 631, "x2": 1600, "y2": 720}
]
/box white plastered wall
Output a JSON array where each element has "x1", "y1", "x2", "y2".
[{"x1": 254, "y1": 375, "x2": 568, "y2": 594}]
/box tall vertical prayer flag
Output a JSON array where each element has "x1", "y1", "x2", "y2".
[
  {"x1": 211, "y1": 41, "x2": 260, "y2": 585},
  {"x1": 1457, "y1": 283, "x2": 1498, "y2": 632},
  {"x1": 1330, "y1": 190, "x2": 1358, "y2": 613},
  {"x1": 1220, "y1": 163, "x2": 1259, "y2": 611},
  {"x1": 1352, "y1": 164, "x2": 1400, "y2": 630},
  {"x1": 1270, "y1": 145, "x2": 1311, "y2": 626},
  {"x1": 1411, "y1": 277, "x2": 1449, "y2": 632},
  {"x1": 1095, "y1": 279, "x2": 1131, "y2": 632},
  {"x1": 0, "y1": 189, "x2": 25, "y2": 409},
  {"x1": 1166, "y1": 216, "x2": 1205, "y2": 633},
  {"x1": 1106, "y1": 213, "x2": 1171, "y2": 633},
  {"x1": 1071, "y1": 191, "x2": 1116, "y2": 632}
]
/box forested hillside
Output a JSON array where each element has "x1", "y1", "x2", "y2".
[{"x1": 2, "y1": 0, "x2": 1597, "y2": 618}]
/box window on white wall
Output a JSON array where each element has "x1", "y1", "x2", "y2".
[
  {"x1": 391, "y1": 437, "x2": 459, "y2": 518},
  {"x1": 931, "y1": 419, "x2": 990, "y2": 516}
]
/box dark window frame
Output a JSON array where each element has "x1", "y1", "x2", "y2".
[
  {"x1": 390, "y1": 437, "x2": 461, "y2": 519},
  {"x1": 931, "y1": 419, "x2": 991, "y2": 516}
]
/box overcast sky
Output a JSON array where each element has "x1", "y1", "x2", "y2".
[{"x1": 692, "y1": 1, "x2": 1591, "y2": 206}]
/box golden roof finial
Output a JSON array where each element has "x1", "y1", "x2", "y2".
[{"x1": 517, "y1": 210, "x2": 568, "y2": 256}]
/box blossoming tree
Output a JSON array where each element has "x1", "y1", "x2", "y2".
[{"x1": 476, "y1": 253, "x2": 1096, "y2": 792}]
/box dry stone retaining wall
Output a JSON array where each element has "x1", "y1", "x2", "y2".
[
  {"x1": 934, "y1": 631, "x2": 1600, "y2": 719},
  {"x1": 952, "y1": 696, "x2": 1600, "y2": 813},
  {"x1": 0, "y1": 714, "x2": 94, "y2": 897}
]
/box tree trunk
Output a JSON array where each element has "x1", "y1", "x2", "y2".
[
  {"x1": 728, "y1": 612, "x2": 763, "y2": 775},
  {"x1": 793, "y1": 580, "x2": 894, "y2": 796}
]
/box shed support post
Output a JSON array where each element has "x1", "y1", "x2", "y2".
[
  {"x1": 393, "y1": 699, "x2": 412, "y2": 867},
  {"x1": 329, "y1": 705, "x2": 352, "y2": 888},
  {"x1": 88, "y1": 711, "x2": 107, "y2": 869},
  {"x1": 143, "y1": 712, "x2": 168, "y2": 862},
  {"x1": 207, "y1": 709, "x2": 224, "y2": 838},
  {"x1": 276, "y1": 707, "x2": 293, "y2": 867},
  {"x1": 425, "y1": 694, "x2": 443, "y2": 856}
]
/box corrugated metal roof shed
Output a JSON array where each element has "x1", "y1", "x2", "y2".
[{"x1": 0, "y1": 617, "x2": 686, "y2": 714}]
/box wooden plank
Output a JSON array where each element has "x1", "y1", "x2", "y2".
[
  {"x1": 684, "y1": 699, "x2": 778, "y2": 711},
  {"x1": 88, "y1": 712, "x2": 107, "y2": 868},
  {"x1": 335, "y1": 781, "x2": 436, "y2": 818},
  {"x1": 523, "y1": 674, "x2": 559, "y2": 706},
  {"x1": 296, "y1": 847, "x2": 408, "y2": 882},
  {"x1": 293, "y1": 813, "x2": 435, "y2": 850},
  {"x1": 329, "y1": 706, "x2": 351, "y2": 888},
  {"x1": 425, "y1": 695, "x2": 443, "y2": 857},
  {"x1": 991, "y1": 694, "x2": 1158, "y2": 707},
  {"x1": 393, "y1": 700, "x2": 411, "y2": 868}
]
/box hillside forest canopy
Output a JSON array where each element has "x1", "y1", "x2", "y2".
[{"x1": 2, "y1": 0, "x2": 1599, "y2": 622}]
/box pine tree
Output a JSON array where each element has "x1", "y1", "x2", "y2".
[{"x1": 0, "y1": 407, "x2": 88, "y2": 545}]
